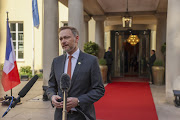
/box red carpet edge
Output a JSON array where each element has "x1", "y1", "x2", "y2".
[{"x1": 95, "y1": 82, "x2": 158, "y2": 120}]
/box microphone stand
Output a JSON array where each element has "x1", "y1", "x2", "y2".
[
  {"x1": 62, "y1": 90, "x2": 67, "y2": 120},
  {"x1": 60, "y1": 73, "x2": 71, "y2": 120}
]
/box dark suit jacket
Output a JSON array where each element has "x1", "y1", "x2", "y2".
[
  {"x1": 47, "y1": 51, "x2": 105, "y2": 120},
  {"x1": 148, "y1": 54, "x2": 156, "y2": 67},
  {"x1": 104, "y1": 51, "x2": 113, "y2": 65}
]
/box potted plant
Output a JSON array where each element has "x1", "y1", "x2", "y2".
[
  {"x1": 161, "y1": 42, "x2": 166, "y2": 55},
  {"x1": 84, "y1": 41, "x2": 99, "y2": 56},
  {"x1": 84, "y1": 42, "x2": 107, "y2": 83},
  {"x1": 161, "y1": 42, "x2": 166, "y2": 66},
  {"x1": 19, "y1": 66, "x2": 32, "y2": 81},
  {"x1": 0, "y1": 64, "x2": 3, "y2": 77},
  {"x1": 152, "y1": 60, "x2": 165, "y2": 85},
  {"x1": 99, "y1": 58, "x2": 108, "y2": 83}
]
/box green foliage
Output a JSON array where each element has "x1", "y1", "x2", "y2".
[
  {"x1": 19, "y1": 66, "x2": 32, "y2": 78},
  {"x1": 161, "y1": 42, "x2": 166, "y2": 54},
  {"x1": 37, "y1": 73, "x2": 43, "y2": 78},
  {"x1": 153, "y1": 60, "x2": 163, "y2": 66},
  {"x1": 99, "y1": 58, "x2": 107, "y2": 65},
  {"x1": 84, "y1": 41, "x2": 99, "y2": 56},
  {"x1": 0, "y1": 63, "x2": 4, "y2": 70}
]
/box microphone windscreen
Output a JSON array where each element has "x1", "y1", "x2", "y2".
[
  {"x1": 60, "y1": 73, "x2": 71, "y2": 91},
  {"x1": 18, "y1": 75, "x2": 39, "y2": 97}
]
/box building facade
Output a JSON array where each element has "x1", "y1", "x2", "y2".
[{"x1": 1, "y1": 0, "x2": 180, "y2": 103}]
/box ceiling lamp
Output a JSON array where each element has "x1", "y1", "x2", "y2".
[
  {"x1": 122, "y1": 0, "x2": 132, "y2": 28},
  {"x1": 127, "y1": 35, "x2": 140, "y2": 46}
]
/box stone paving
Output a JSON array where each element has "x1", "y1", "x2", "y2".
[
  {"x1": 151, "y1": 85, "x2": 180, "y2": 120},
  {"x1": 0, "y1": 79, "x2": 55, "y2": 120},
  {"x1": 0, "y1": 78, "x2": 180, "y2": 120}
]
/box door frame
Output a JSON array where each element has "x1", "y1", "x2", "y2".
[{"x1": 111, "y1": 30, "x2": 151, "y2": 78}]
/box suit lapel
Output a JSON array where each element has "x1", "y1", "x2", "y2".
[
  {"x1": 70, "y1": 51, "x2": 84, "y2": 89},
  {"x1": 58, "y1": 54, "x2": 66, "y2": 81}
]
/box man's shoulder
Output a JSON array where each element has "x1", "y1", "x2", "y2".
[
  {"x1": 104, "y1": 51, "x2": 108, "y2": 56},
  {"x1": 53, "y1": 54, "x2": 65, "y2": 61},
  {"x1": 152, "y1": 54, "x2": 156, "y2": 58},
  {"x1": 81, "y1": 52, "x2": 97, "y2": 60}
]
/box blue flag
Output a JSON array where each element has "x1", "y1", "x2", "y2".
[{"x1": 32, "y1": 0, "x2": 40, "y2": 28}]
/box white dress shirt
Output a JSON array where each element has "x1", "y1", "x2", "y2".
[{"x1": 64, "y1": 48, "x2": 80, "y2": 78}]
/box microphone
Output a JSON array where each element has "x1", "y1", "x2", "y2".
[
  {"x1": 2, "y1": 75, "x2": 39, "y2": 118},
  {"x1": 60, "y1": 73, "x2": 71, "y2": 92},
  {"x1": 60, "y1": 73, "x2": 71, "y2": 120},
  {"x1": 18, "y1": 75, "x2": 39, "y2": 97},
  {"x1": 12, "y1": 75, "x2": 39, "y2": 107}
]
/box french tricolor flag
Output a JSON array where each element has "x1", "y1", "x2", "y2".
[{"x1": 1, "y1": 20, "x2": 20, "y2": 92}]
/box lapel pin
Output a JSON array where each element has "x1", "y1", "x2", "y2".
[{"x1": 78, "y1": 62, "x2": 81, "y2": 65}]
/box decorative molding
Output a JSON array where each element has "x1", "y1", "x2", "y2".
[{"x1": 93, "y1": 15, "x2": 106, "y2": 21}]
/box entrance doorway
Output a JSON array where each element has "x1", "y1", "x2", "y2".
[
  {"x1": 111, "y1": 30, "x2": 150, "y2": 78},
  {"x1": 124, "y1": 37, "x2": 139, "y2": 76}
]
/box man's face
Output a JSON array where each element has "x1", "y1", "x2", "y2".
[
  {"x1": 59, "y1": 29, "x2": 79, "y2": 55},
  {"x1": 151, "y1": 50, "x2": 154, "y2": 55}
]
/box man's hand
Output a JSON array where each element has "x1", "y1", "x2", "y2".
[
  {"x1": 66, "y1": 97, "x2": 78, "y2": 111},
  {"x1": 147, "y1": 64, "x2": 149, "y2": 67},
  {"x1": 51, "y1": 95, "x2": 63, "y2": 108}
]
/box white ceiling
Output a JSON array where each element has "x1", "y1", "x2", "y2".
[
  {"x1": 59, "y1": 0, "x2": 167, "y2": 15},
  {"x1": 59, "y1": 0, "x2": 167, "y2": 26},
  {"x1": 97, "y1": 0, "x2": 159, "y2": 12}
]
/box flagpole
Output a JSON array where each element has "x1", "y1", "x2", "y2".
[
  {"x1": 6, "y1": 11, "x2": 13, "y2": 96},
  {"x1": 32, "y1": 0, "x2": 39, "y2": 76},
  {"x1": 32, "y1": 20, "x2": 35, "y2": 76},
  {"x1": 2, "y1": 11, "x2": 20, "y2": 106}
]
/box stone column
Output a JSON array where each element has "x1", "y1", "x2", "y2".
[
  {"x1": 84, "y1": 15, "x2": 91, "y2": 43},
  {"x1": 68, "y1": 0, "x2": 85, "y2": 51},
  {"x1": 155, "y1": 13, "x2": 167, "y2": 62},
  {"x1": 166, "y1": 0, "x2": 180, "y2": 103},
  {"x1": 93, "y1": 16, "x2": 106, "y2": 58},
  {"x1": 150, "y1": 31, "x2": 156, "y2": 50},
  {"x1": 43, "y1": 0, "x2": 59, "y2": 99}
]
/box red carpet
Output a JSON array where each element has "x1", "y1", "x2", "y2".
[
  {"x1": 124, "y1": 75, "x2": 139, "y2": 77},
  {"x1": 95, "y1": 82, "x2": 158, "y2": 120}
]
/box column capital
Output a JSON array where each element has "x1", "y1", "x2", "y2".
[
  {"x1": 93, "y1": 15, "x2": 106, "y2": 21},
  {"x1": 84, "y1": 15, "x2": 91, "y2": 22}
]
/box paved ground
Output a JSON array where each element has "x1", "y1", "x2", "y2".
[
  {"x1": 0, "y1": 79, "x2": 55, "y2": 120},
  {"x1": 151, "y1": 85, "x2": 180, "y2": 120},
  {"x1": 0, "y1": 78, "x2": 180, "y2": 120}
]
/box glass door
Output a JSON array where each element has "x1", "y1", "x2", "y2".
[
  {"x1": 138, "y1": 30, "x2": 150, "y2": 77},
  {"x1": 111, "y1": 31, "x2": 124, "y2": 77},
  {"x1": 111, "y1": 30, "x2": 150, "y2": 78}
]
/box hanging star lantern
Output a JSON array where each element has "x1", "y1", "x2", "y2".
[{"x1": 127, "y1": 35, "x2": 140, "y2": 46}]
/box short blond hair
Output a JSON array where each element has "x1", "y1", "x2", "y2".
[{"x1": 59, "y1": 26, "x2": 79, "y2": 37}]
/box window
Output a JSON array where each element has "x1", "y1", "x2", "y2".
[
  {"x1": 60, "y1": 21, "x2": 68, "y2": 27},
  {"x1": 10, "y1": 22, "x2": 24, "y2": 60},
  {"x1": 63, "y1": 23, "x2": 68, "y2": 26}
]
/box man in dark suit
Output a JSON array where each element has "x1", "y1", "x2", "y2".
[
  {"x1": 104, "y1": 47, "x2": 113, "y2": 83},
  {"x1": 147, "y1": 50, "x2": 156, "y2": 84},
  {"x1": 46, "y1": 26, "x2": 105, "y2": 120}
]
